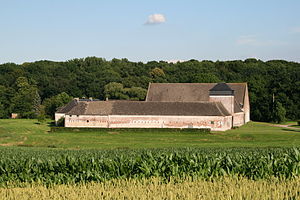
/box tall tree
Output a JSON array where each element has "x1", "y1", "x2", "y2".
[
  {"x1": 272, "y1": 101, "x2": 286, "y2": 123},
  {"x1": 43, "y1": 92, "x2": 72, "y2": 118},
  {"x1": 11, "y1": 77, "x2": 39, "y2": 118}
]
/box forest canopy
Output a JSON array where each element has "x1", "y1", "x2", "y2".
[{"x1": 0, "y1": 57, "x2": 299, "y2": 122}]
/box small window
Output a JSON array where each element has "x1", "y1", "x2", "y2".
[
  {"x1": 87, "y1": 120, "x2": 89, "y2": 123},
  {"x1": 77, "y1": 115, "x2": 79, "y2": 117},
  {"x1": 211, "y1": 121, "x2": 214, "y2": 125},
  {"x1": 69, "y1": 115, "x2": 72, "y2": 117}
]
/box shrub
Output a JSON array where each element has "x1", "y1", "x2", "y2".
[{"x1": 56, "y1": 117, "x2": 65, "y2": 127}]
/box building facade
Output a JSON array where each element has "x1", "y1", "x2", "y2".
[{"x1": 55, "y1": 82, "x2": 250, "y2": 131}]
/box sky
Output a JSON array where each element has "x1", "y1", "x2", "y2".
[{"x1": 0, "y1": 0, "x2": 300, "y2": 64}]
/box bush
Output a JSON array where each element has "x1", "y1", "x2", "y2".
[
  {"x1": 272, "y1": 101, "x2": 286, "y2": 124},
  {"x1": 298, "y1": 120, "x2": 300, "y2": 126},
  {"x1": 56, "y1": 117, "x2": 65, "y2": 127}
]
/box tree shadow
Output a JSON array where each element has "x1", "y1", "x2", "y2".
[
  {"x1": 290, "y1": 125, "x2": 300, "y2": 128},
  {"x1": 282, "y1": 128, "x2": 300, "y2": 133},
  {"x1": 47, "y1": 121, "x2": 56, "y2": 127}
]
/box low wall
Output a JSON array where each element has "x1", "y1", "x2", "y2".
[{"x1": 65, "y1": 115, "x2": 233, "y2": 131}]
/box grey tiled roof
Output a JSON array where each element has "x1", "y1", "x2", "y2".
[
  {"x1": 65, "y1": 101, "x2": 231, "y2": 116},
  {"x1": 56, "y1": 100, "x2": 78, "y2": 113},
  {"x1": 146, "y1": 83, "x2": 247, "y2": 112}
]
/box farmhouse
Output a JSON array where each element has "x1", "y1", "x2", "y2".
[{"x1": 55, "y1": 82, "x2": 250, "y2": 131}]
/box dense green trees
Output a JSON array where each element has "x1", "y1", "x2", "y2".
[
  {"x1": 43, "y1": 92, "x2": 72, "y2": 118},
  {"x1": 104, "y1": 82, "x2": 147, "y2": 100},
  {"x1": 0, "y1": 57, "x2": 299, "y2": 122},
  {"x1": 10, "y1": 77, "x2": 40, "y2": 118}
]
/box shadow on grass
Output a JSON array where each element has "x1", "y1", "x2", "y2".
[
  {"x1": 282, "y1": 128, "x2": 300, "y2": 133},
  {"x1": 290, "y1": 125, "x2": 300, "y2": 128},
  {"x1": 47, "y1": 121, "x2": 56, "y2": 127}
]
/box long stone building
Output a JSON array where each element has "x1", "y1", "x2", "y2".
[{"x1": 55, "y1": 82, "x2": 250, "y2": 131}]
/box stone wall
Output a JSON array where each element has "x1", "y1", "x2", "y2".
[
  {"x1": 65, "y1": 115, "x2": 233, "y2": 131},
  {"x1": 243, "y1": 84, "x2": 250, "y2": 122},
  {"x1": 233, "y1": 112, "x2": 244, "y2": 127}
]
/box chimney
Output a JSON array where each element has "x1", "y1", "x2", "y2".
[{"x1": 209, "y1": 83, "x2": 234, "y2": 114}]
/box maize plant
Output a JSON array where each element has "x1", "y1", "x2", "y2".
[{"x1": 0, "y1": 147, "x2": 300, "y2": 186}]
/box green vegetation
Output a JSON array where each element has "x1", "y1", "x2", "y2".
[
  {"x1": 0, "y1": 119, "x2": 300, "y2": 199},
  {"x1": 104, "y1": 82, "x2": 147, "y2": 100},
  {"x1": 0, "y1": 58, "x2": 299, "y2": 198},
  {"x1": 0, "y1": 119, "x2": 299, "y2": 149},
  {"x1": 0, "y1": 147, "x2": 300, "y2": 185},
  {"x1": 0, "y1": 58, "x2": 299, "y2": 122},
  {"x1": 272, "y1": 101, "x2": 287, "y2": 123}
]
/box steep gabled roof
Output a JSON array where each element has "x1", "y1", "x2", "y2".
[
  {"x1": 146, "y1": 83, "x2": 247, "y2": 112},
  {"x1": 65, "y1": 101, "x2": 231, "y2": 116}
]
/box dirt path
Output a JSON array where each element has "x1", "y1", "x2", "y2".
[{"x1": 270, "y1": 124, "x2": 300, "y2": 130}]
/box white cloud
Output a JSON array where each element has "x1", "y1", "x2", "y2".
[
  {"x1": 145, "y1": 14, "x2": 166, "y2": 25},
  {"x1": 236, "y1": 35, "x2": 287, "y2": 46}
]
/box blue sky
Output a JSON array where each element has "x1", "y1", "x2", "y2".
[{"x1": 1, "y1": 0, "x2": 300, "y2": 64}]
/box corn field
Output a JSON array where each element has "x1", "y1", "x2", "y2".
[
  {"x1": 1, "y1": 177, "x2": 300, "y2": 200},
  {"x1": 0, "y1": 148, "x2": 300, "y2": 186}
]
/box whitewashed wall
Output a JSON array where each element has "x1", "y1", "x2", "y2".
[{"x1": 65, "y1": 115, "x2": 233, "y2": 131}]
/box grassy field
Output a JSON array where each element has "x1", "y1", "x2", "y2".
[
  {"x1": 0, "y1": 119, "x2": 300, "y2": 199},
  {"x1": 1, "y1": 177, "x2": 300, "y2": 200},
  {"x1": 0, "y1": 119, "x2": 299, "y2": 149}
]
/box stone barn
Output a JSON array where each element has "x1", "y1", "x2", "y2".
[{"x1": 55, "y1": 82, "x2": 250, "y2": 131}]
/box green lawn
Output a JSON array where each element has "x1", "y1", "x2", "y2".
[{"x1": 0, "y1": 119, "x2": 299, "y2": 149}]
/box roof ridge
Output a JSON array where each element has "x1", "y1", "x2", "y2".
[
  {"x1": 114, "y1": 101, "x2": 218, "y2": 104},
  {"x1": 145, "y1": 82, "x2": 152, "y2": 101},
  {"x1": 227, "y1": 82, "x2": 247, "y2": 84},
  {"x1": 150, "y1": 83, "x2": 216, "y2": 84}
]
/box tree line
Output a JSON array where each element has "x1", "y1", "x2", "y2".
[{"x1": 0, "y1": 57, "x2": 299, "y2": 122}]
